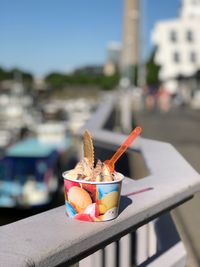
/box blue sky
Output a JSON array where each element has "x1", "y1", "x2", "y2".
[{"x1": 0, "y1": 0, "x2": 180, "y2": 77}]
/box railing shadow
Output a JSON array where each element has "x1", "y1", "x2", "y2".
[{"x1": 118, "y1": 195, "x2": 132, "y2": 215}]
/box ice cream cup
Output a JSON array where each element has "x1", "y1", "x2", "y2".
[{"x1": 63, "y1": 171, "x2": 124, "y2": 222}]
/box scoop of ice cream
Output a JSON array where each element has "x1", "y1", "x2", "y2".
[{"x1": 67, "y1": 158, "x2": 120, "y2": 182}]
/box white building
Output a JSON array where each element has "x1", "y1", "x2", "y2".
[{"x1": 152, "y1": 0, "x2": 200, "y2": 93}]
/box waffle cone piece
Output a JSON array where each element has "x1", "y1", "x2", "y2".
[{"x1": 83, "y1": 130, "x2": 94, "y2": 168}]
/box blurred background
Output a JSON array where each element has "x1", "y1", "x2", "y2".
[{"x1": 1, "y1": 0, "x2": 200, "y2": 265}]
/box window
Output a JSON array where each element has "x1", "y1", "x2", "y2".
[
  {"x1": 173, "y1": 52, "x2": 180, "y2": 63},
  {"x1": 186, "y1": 30, "x2": 193, "y2": 42},
  {"x1": 170, "y1": 30, "x2": 177, "y2": 42},
  {"x1": 190, "y1": 52, "x2": 197, "y2": 63}
]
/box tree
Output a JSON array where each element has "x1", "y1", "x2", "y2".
[
  {"x1": 0, "y1": 67, "x2": 11, "y2": 81},
  {"x1": 45, "y1": 73, "x2": 67, "y2": 88},
  {"x1": 99, "y1": 74, "x2": 120, "y2": 90},
  {"x1": 146, "y1": 49, "x2": 160, "y2": 86},
  {"x1": 45, "y1": 70, "x2": 120, "y2": 90},
  {"x1": 0, "y1": 67, "x2": 33, "y2": 84}
]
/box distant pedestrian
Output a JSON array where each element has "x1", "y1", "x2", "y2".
[
  {"x1": 157, "y1": 86, "x2": 171, "y2": 113},
  {"x1": 144, "y1": 85, "x2": 157, "y2": 111}
]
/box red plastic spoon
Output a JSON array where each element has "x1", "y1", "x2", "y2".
[{"x1": 105, "y1": 126, "x2": 142, "y2": 172}]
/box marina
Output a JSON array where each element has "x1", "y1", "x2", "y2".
[{"x1": 0, "y1": 81, "x2": 100, "y2": 223}]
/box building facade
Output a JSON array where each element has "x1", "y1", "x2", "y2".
[{"x1": 152, "y1": 0, "x2": 200, "y2": 93}]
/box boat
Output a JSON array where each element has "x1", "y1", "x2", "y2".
[{"x1": 0, "y1": 134, "x2": 71, "y2": 208}]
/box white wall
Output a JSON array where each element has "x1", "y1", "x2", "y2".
[{"x1": 152, "y1": 18, "x2": 200, "y2": 82}]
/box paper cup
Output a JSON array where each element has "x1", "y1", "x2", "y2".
[{"x1": 63, "y1": 171, "x2": 124, "y2": 222}]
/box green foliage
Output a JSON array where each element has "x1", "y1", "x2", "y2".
[
  {"x1": 22, "y1": 72, "x2": 33, "y2": 83},
  {"x1": 146, "y1": 49, "x2": 160, "y2": 86},
  {"x1": 45, "y1": 73, "x2": 66, "y2": 88},
  {"x1": 0, "y1": 67, "x2": 33, "y2": 83},
  {"x1": 99, "y1": 74, "x2": 119, "y2": 90},
  {"x1": 132, "y1": 65, "x2": 138, "y2": 86},
  {"x1": 0, "y1": 68, "x2": 12, "y2": 81},
  {"x1": 45, "y1": 71, "x2": 120, "y2": 90}
]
